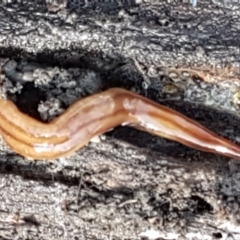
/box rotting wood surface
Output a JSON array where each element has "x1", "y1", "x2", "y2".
[{"x1": 0, "y1": 1, "x2": 240, "y2": 239}]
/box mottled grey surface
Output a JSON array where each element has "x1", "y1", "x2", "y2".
[
  {"x1": 0, "y1": 0, "x2": 239, "y2": 67},
  {"x1": 0, "y1": 1, "x2": 240, "y2": 240}
]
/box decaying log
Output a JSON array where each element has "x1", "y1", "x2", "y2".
[{"x1": 0, "y1": 0, "x2": 240, "y2": 239}]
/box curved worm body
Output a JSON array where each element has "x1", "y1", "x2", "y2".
[{"x1": 0, "y1": 87, "x2": 240, "y2": 160}]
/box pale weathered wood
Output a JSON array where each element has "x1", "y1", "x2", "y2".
[{"x1": 0, "y1": 1, "x2": 240, "y2": 239}]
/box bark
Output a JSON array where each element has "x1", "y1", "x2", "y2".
[{"x1": 0, "y1": 0, "x2": 240, "y2": 239}]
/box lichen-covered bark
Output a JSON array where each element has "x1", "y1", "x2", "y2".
[{"x1": 0, "y1": 1, "x2": 240, "y2": 239}]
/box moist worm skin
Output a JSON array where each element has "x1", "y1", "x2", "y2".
[{"x1": 0, "y1": 87, "x2": 240, "y2": 160}]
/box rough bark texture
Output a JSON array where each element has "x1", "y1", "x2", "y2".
[{"x1": 0, "y1": 0, "x2": 240, "y2": 240}]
